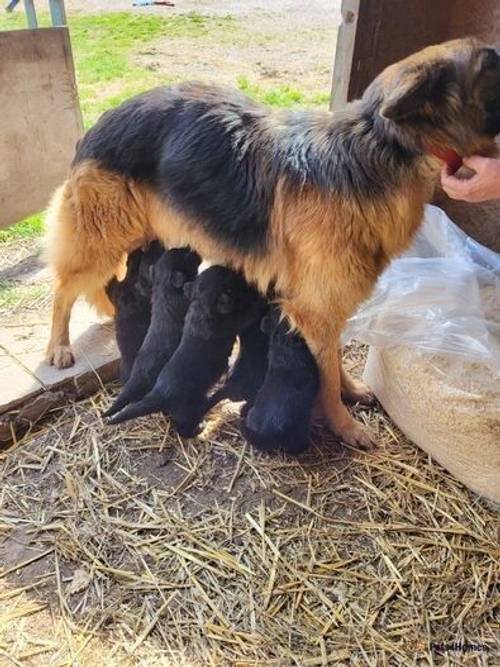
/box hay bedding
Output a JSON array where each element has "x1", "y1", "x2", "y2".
[{"x1": 0, "y1": 347, "x2": 499, "y2": 666}]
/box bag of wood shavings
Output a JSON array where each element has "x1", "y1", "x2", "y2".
[{"x1": 344, "y1": 205, "x2": 500, "y2": 503}]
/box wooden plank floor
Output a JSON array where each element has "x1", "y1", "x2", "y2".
[{"x1": 0, "y1": 300, "x2": 119, "y2": 444}]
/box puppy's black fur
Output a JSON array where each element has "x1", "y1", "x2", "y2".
[
  {"x1": 107, "y1": 266, "x2": 264, "y2": 436},
  {"x1": 106, "y1": 242, "x2": 163, "y2": 382},
  {"x1": 104, "y1": 247, "x2": 201, "y2": 418},
  {"x1": 241, "y1": 305, "x2": 319, "y2": 455},
  {"x1": 207, "y1": 309, "x2": 269, "y2": 411}
]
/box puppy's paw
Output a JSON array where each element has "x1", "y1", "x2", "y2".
[
  {"x1": 342, "y1": 380, "x2": 375, "y2": 406},
  {"x1": 47, "y1": 344, "x2": 75, "y2": 369},
  {"x1": 337, "y1": 420, "x2": 375, "y2": 450}
]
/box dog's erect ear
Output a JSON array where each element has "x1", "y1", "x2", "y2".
[
  {"x1": 380, "y1": 64, "x2": 450, "y2": 122},
  {"x1": 171, "y1": 270, "x2": 187, "y2": 289}
]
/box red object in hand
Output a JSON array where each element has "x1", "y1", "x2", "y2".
[{"x1": 428, "y1": 145, "x2": 463, "y2": 174}]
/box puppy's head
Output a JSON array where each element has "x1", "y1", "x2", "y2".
[
  {"x1": 153, "y1": 247, "x2": 201, "y2": 293},
  {"x1": 185, "y1": 266, "x2": 262, "y2": 330},
  {"x1": 368, "y1": 39, "x2": 500, "y2": 156}
]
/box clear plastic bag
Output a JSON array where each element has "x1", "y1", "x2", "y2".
[{"x1": 344, "y1": 205, "x2": 500, "y2": 372}]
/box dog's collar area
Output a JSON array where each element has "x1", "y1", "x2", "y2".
[{"x1": 427, "y1": 145, "x2": 463, "y2": 174}]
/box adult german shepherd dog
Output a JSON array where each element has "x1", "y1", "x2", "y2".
[{"x1": 44, "y1": 39, "x2": 500, "y2": 447}]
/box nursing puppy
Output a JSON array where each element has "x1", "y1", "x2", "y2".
[
  {"x1": 107, "y1": 266, "x2": 263, "y2": 436},
  {"x1": 207, "y1": 303, "x2": 269, "y2": 411},
  {"x1": 106, "y1": 242, "x2": 163, "y2": 381},
  {"x1": 104, "y1": 247, "x2": 201, "y2": 418},
  {"x1": 241, "y1": 305, "x2": 319, "y2": 455},
  {"x1": 45, "y1": 40, "x2": 500, "y2": 447}
]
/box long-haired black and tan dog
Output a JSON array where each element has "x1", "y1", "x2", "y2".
[
  {"x1": 44, "y1": 39, "x2": 500, "y2": 446},
  {"x1": 104, "y1": 247, "x2": 201, "y2": 418},
  {"x1": 241, "y1": 305, "x2": 319, "y2": 456},
  {"x1": 108, "y1": 266, "x2": 264, "y2": 436},
  {"x1": 105, "y1": 241, "x2": 163, "y2": 381}
]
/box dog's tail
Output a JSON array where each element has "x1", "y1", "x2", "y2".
[{"x1": 107, "y1": 392, "x2": 162, "y2": 425}]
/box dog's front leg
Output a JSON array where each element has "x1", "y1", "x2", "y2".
[{"x1": 46, "y1": 282, "x2": 78, "y2": 368}]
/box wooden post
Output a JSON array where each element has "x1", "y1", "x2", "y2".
[
  {"x1": 0, "y1": 28, "x2": 83, "y2": 229},
  {"x1": 23, "y1": 0, "x2": 37, "y2": 29},
  {"x1": 330, "y1": 0, "x2": 359, "y2": 110},
  {"x1": 49, "y1": 0, "x2": 67, "y2": 26}
]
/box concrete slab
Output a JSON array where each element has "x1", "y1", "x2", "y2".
[{"x1": 0, "y1": 299, "x2": 120, "y2": 444}]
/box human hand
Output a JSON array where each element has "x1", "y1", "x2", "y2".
[{"x1": 441, "y1": 156, "x2": 500, "y2": 203}]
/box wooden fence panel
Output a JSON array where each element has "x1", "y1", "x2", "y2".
[{"x1": 0, "y1": 27, "x2": 82, "y2": 229}]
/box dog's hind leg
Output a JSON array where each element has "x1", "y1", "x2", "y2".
[
  {"x1": 46, "y1": 279, "x2": 79, "y2": 368},
  {"x1": 44, "y1": 164, "x2": 151, "y2": 369}
]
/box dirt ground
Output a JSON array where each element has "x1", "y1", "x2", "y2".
[{"x1": 72, "y1": 0, "x2": 341, "y2": 93}]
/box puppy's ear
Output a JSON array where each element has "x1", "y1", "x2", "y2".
[
  {"x1": 380, "y1": 64, "x2": 450, "y2": 122},
  {"x1": 216, "y1": 291, "x2": 235, "y2": 315},
  {"x1": 183, "y1": 281, "x2": 194, "y2": 299},
  {"x1": 148, "y1": 263, "x2": 155, "y2": 283},
  {"x1": 171, "y1": 270, "x2": 187, "y2": 289}
]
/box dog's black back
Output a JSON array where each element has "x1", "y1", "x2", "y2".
[
  {"x1": 104, "y1": 247, "x2": 201, "y2": 417},
  {"x1": 106, "y1": 242, "x2": 163, "y2": 382},
  {"x1": 108, "y1": 266, "x2": 264, "y2": 436},
  {"x1": 241, "y1": 305, "x2": 319, "y2": 455}
]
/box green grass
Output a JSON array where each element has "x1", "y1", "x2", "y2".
[
  {"x1": 0, "y1": 10, "x2": 328, "y2": 242},
  {"x1": 0, "y1": 213, "x2": 44, "y2": 243},
  {"x1": 69, "y1": 12, "x2": 235, "y2": 126},
  {"x1": 236, "y1": 76, "x2": 330, "y2": 108},
  {"x1": 0, "y1": 281, "x2": 49, "y2": 312}
]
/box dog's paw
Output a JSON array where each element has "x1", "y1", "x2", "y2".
[
  {"x1": 337, "y1": 420, "x2": 375, "y2": 450},
  {"x1": 342, "y1": 379, "x2": 375, "y2": 406},
  {"x1": 47, "y1": 345, "x2": 75, "y2": 369}
]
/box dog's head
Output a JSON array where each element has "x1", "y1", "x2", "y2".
[
  {"x1": 367, "y1": 39, "x2": 500, "y2": 156},
  {"x1": 153, "y1": 247, "x2": 201, "y2": 293},
  {"x1": 185, "y1": 266, "x2": 263, "y2": 332}
]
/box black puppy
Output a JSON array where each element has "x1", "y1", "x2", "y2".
[
  {"x1": 107, "y1": 266, "x2": 264, "y2": 436},
  {"x1": 106, "y1": 242, "x2": 163, "y2": 382},
  {"x1": 240, "y1": 305, "x2": 319, "y2": 455},
  {"x1": 104, "y1": 247, "x2": 201, "y2": 418},
  {"x1": 206, "y1": 308, "x2": 269, "y2": 411}
]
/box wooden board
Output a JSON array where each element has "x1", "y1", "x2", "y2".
[
  {"x1": 0, "y1": 27, "x2": 82, "y2": 229},
  {"x1": 331, "y1": 0, "x2": 500, "y2": 252},
  {"x1": 0, "y1": 300, "x2": 120, "y2": 446}
]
